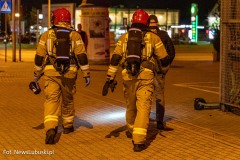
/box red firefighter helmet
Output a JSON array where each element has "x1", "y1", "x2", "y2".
[
  {"x1": 131, "y1": 9, "x2": 149, "y2": 25},
  {"x1": 52, "y1": 8, "x2": 71, "y2": 25}
]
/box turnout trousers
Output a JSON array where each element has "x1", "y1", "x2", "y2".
[
  {"x1": 43, "y1": 75, "x2": 76, "y2": 131},
  {"x1": 154, "y1": 74, "x2": 165, "y2": 124},
  {"x1": 123, "y1": 78, "x2": 154, "y2": 144}
]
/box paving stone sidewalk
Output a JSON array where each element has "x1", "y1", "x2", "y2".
[{"x1": 0, "y1": 59, "x2": 240, "y2": 159}]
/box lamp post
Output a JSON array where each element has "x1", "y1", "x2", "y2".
[
  {"x1": 4, "y1": 14, "x2": 8, "y2": 62},
  {"x1": 15, "y1": 12, "x2": 21, "y2": 62},
  {"x1": 36, "y1": 9, "x2": 39, "y2": 44},
  {"x1": 18, "y1": 0, "x2": 21, "y2": 61},
  {"x1": 12, "y1": 0, "x2": 16, "y2": 62},
  {"x1": 114, "y1": 6, "x2": 117, "y2": 32},
  {"x1": 166, "y1": 8, "x2": 168, "y2": 31}
]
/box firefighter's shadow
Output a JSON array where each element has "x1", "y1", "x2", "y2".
[
  {"x1": 32, "y1": 116, "x2": 93, "y2": 144},
  {"x1": 32, "y1": 123, "x2": 45, "y2": 130},
  {"x1": 32, "y1": 116, "x2": 93, "y2": 131},
  {"x1": 57, "y1": 116, "x2": 93, "y2": 143},
  {"x1": 145, "y1": 119, "x2": 159, "y2": 146},
  {"x1": 147, "y1": 113, "x2": 175, "y2": 147},
  {"x1": 73, "y1": 116, "x2": 93, "y2": 129},
  {"x1": 105, "y1": 122, "x2": 158, "y2": 149},
  {"x1": 105, "y1": 125, "x2": 128, "y2": 138}
]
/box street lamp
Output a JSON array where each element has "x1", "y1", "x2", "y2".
[
  {"x1": 36, "y1": 11, "x2": 43, "y2": 44},
  {"x1": 36, "y1": 9, "x2": 39, "y2": 44},
  {"x1": 18, "y1": 0, "x2": 22, "y2": 61},
  {"x1": 12, "y1": 0, "x2": 16, "y2": 62},
  {"x1": 39, "y1": 14, "x2": 43, "y2": 20},
  {"x1": 15, "y1": 12, "x2": 21, "y2": 61},
  {"x1": 39, "y1": 13, "x2": 43, "y2": 34},
  {"x1": 15, "y1": 13, "x2": 20, "y2": 17}
]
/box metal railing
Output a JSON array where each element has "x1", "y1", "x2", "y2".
[{"x1": 220, "y1": 0, "x2": 240, "y2": 110}]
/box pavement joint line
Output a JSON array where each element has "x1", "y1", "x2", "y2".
[
  {"x1": 174, "y1": 82, "x2": 217, "y2": 85},
  {"x1": 80, "y1": 90, "x2": 158, "y2": 120},
  {"x1": 183, "y1": 85, "x2": 219, "y2": 89},
  {"x1": 80, "y1": 85, "x2": 240, "y2": 149},
  {"x1": 169, "y1": 119, "x2": 240, "y2": 148},
  {"x1": 174, "y1": 83, "x2": 219, "y2": 95},
  {"x1": 81, "y1": 87, "x2": 126, "y2": 105}
]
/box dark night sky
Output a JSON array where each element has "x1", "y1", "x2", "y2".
[{"x1": 21, "y1": 0, "x2": 218, "y2": 25}]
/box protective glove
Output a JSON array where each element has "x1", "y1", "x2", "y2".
[
  {"x1": 85, "y1": 76, "x2": 90, "y2": 87},
  {"x1": 29, "y1": 81, "x2": 41, "y2": 95},
  {"x1": 29, "y1": 73, "x2": 44, "y2": 95},
  {"x1": 102, "y1": 79, "x2": 117, "y2": 96}
]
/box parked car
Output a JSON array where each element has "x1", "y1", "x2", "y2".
[
  {"x1": 20, "y1": 33, "x2": 31, "y2": 44},
  {"x1": 0, "y1": 32, "x2": 11, "y2": 43},
  {"x1": 0, "y1": 32, "x2": 5, "y2": 42},
  {"x1": 20, "y1": 32, "x2": 37, "y2": 44}
]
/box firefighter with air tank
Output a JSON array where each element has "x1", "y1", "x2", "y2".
[
  {"x1": 30, "y1": 8, "x2": 90, "y2": 144},
  {"x1": 103, "y1": 9, "x2": 170, "y2": 152},
  {"x1": 148, "y1": 15, "x2": 175, "y2": 131}
]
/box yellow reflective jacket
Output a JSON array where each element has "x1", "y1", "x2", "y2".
[{"x1": 107, "y1": 31, "x2": 168, "y2": 80}]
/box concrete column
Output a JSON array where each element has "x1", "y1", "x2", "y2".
[{"x1": 79, "y1": 0, "x2": 110, "y2": 64}]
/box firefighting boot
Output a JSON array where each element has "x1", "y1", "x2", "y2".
[
  {"x1": 157, "y1": 121, "x2": 173, "y2": 131},
  {"x1": 45, "y1": 128, "x2": 57, "y2": 144},
  {"x1": 63, "y1": 126, "x2": 74, "y2": 134},
  {"x1": 125, "y1": 131, "x2": 132, "y2": 138},
  {"x1": 157, "y1": 121, "x2": 164, "y2": 130},
  {"x1": 132, "y1": 141, "x2": 146, "y2": 152}
]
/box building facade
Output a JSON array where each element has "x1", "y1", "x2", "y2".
[{"x1": 76, "y1": 7, "x2": 179, "y2": 42}]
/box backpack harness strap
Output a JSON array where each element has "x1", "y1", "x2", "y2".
[
  {"x1": 123, "y1": 29, "x2": 154, "y2": 75},
  {"x1": 46, "y1": 28, "x2": 78, "y2": 74}
]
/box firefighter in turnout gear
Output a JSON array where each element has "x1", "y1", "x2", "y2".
[
  {"x1": 148, "y1": 15, "x2": 175, "y2": 131},
  {"x1": 32, "y1": 8, "x2": 90, "y2": 144},
  {"x1": 104, "y1": 9, "x2": 169, "y2": 152}
]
